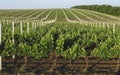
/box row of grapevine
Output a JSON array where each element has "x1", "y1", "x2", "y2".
[
  {"x1": 0, "y1": 21, "x2": 120, "y2": 67},
  {"x1": 84, "y1": 9, "x2": 120, "y2": 21},
  {"x1": 56, "y1": 10, "x2": 67, "y2": 22},
  {"x1": 41, "y1": 10, "x2": 53, "y2": 21},
  {"x1": 63, "y1": 9, "x2": 79, "y2": 21},
  {"x1": 75, "y1": 9, "x2": 120, "y2": 22},
  {"x1": 71, "y1": 9, "x2": 94, "y2": 21},
  {"x1": 45, "y1": 10, "x2": 57, "y2": 21},
  {"x1": 28, "y1": 10, "x2": 45, "y2": 19},
  {"x1": 62, "y1": 9, "x2": 80, "y2": 23}
]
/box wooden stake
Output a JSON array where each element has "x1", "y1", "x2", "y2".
[
  {"x1": 113, "y1": 23, "x2": 115, "y2": 35},
  {"x1": 42, "y1": 22, "x2": 44, "y2": 26},
  {"x1": 103, "y1": 23, "x2": 105, "y2": 29},
  {"x1": 35, "y1": 22, "x2": 36, "y2": 30},
  {"x1": 0, "y1": 21, "x2": 1, "y2": 45},
  {"x1": 32, "y1": 22, "x2": 34, "y2": 30},
  {"x1": 12, "y1": 21, "x2": 15, "y2": 59},
  {"x1": 0, "y1": 21, "x2": 2, "y2": 70},
  {"x1": 20, "y1": 22, "x2": 22, "y2": 34},
  {"x1": 27, "y1": 22, "x2": 29, "y2": 33},
  {"x1": 107, "y1": 23, "x2": 109, "y2": 29},
  {"x1": 95, "y1": 22, "x2": 97, "y2": 28},
  {"x1": 98, "y1": 22, "x2": 101, "y2": 28},
  {"x1": 0, "y1": 56, "x2": 1, "y2": 70},
  {"x1": 12, "y1": 21, "x2": 14, "y2": 43},
  {"x1": 6, "y1": 20, "x2": 8, "y2": 25}
]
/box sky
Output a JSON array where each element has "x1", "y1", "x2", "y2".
[{"x1": 0, "y1": 0, "x2": 120, "y2": 9}]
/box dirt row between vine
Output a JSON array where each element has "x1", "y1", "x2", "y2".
[{"x1": 0, "y1": 57, "x2": 120, "y2": 75}]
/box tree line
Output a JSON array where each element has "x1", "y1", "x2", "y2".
[{"x1": 71, "y1": 5, "x2": 120, "y2": 17}]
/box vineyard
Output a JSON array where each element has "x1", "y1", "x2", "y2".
[{"x1": 0, "y1": 9, "x2": 120, "y2": 75}]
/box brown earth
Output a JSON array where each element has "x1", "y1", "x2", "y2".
[{"x1": 0, "y1": 57, "x2": 120, "y2": 75}]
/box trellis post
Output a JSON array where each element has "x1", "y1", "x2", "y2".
[{"x1": 0, "y1": 21, "x2": 2, "y2": 70}]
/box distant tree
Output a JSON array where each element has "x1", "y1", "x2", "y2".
[{"x1": 71, "y1": 5, "x2": 120, "y2": 17}]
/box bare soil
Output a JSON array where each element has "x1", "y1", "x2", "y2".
[{"x1": 0, "y1": 57, "x2": 120, "y2": 75}]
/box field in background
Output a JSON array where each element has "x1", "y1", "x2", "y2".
[{"x1": 0, "y1": 9, "x2": 120, "y2": 22}]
